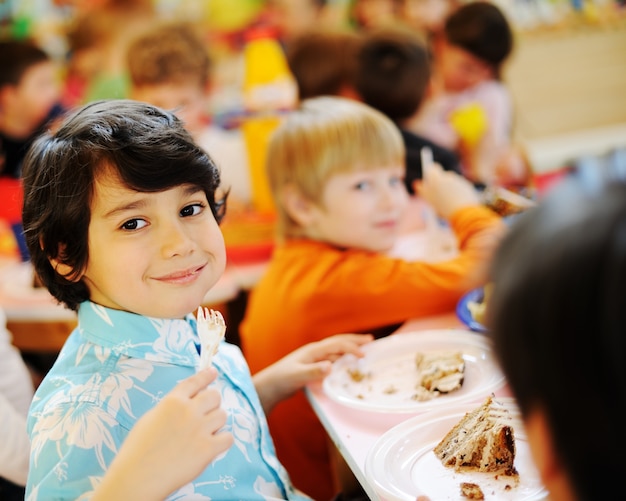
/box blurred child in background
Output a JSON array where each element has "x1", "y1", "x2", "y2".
[
  {"x1": 0, "y1": 40, "x2": 63, "y2": 181},
  {"x1": 62, "y1": 0, "x2": 156, "y2": 104},
  {"x1": 0, "y1": 39, "x2": 64, "y2": 234},
  {"x1": 286, "y1": 27, "x2": 362, "y2": 101},
  {"x1": 127, "y1": 21, "x2": 252, "y2": 207},
  {"x1": 410, "y1": 1, "x2": 528, "y2": 187},
  {"x1": 240, "y1": 96, "x2": 505, "y2": 500},
  {"x1": 355, "y1": 26, "x2": 460, "y2": 193}
]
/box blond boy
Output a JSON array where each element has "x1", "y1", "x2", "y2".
[{"x1": 240, "y1": 96, "x2": 505, "y2": 500}]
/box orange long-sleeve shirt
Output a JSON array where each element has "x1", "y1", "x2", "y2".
[{"x1": 240, "y1": 205, "x2": 503, "y2": 500}]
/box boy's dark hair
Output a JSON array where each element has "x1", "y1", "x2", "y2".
[
  {"x1": 444, "y1": 1, "x2": 513, "y2": 75},
  {"x1": 21, "y1": 100, "x2": 225, "y2": 311},
  {"x1": 355, "y1": 27, "x2": 430, "y2": 122},
  {"x1": 286, "y1": 28, "x2": 361, "y2": 100},
  {"x1": 488, "y1": 154, "x2": 626, "y2": 501},
  {"x1": 0, "y1": 39, "x2": 50, "y2": 87}
]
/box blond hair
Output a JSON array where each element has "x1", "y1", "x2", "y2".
[
  {"x1": 267, "y1": 96, "x2": 404, "y2": 239},
  {"x1": 127, "y1": 21, "x2": 211, "y2": 88}
]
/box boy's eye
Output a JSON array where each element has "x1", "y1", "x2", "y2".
[
  {"x1": 180, "y1": 203, "x2": 204, "y2": 217},
  {"x1": 390, "y1": 176, "x2": 404, "y2": 187},
  {"x1": 121, "y1": 218, "x2": 147, "y2": 231},
  {"x1": 354, "y1": 181, "x2": 371, "y2": 191}
]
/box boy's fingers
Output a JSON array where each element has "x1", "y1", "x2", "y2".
[
  {"x1": 301, "y1": 361, "x2": 332, "y2": 381},
  {"x1": 313, "y1": 335, "x2": 373, "y2": 358},
  {"x1": 176, "y1": 367, "x2": 218, "y2": 398}
]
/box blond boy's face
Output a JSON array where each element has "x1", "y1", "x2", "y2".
[
  {"x1": 80, "y1": 170, "x2": 226, "y2": 319},
  {"x1": 131, "y1": 82, "x2": 208, "y2": 138},
  {"x1": 301, "y1": 165, "x2": 409, "y2": 252}
]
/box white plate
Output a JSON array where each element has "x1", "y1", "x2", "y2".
[
  {"x1": 365, "y1": 398, "x2": 548, "y2": 500},
  {"x1": 323, "y1": 329, "x2": 505, "y2": 413}
]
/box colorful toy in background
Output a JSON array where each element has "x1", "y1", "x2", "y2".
[
  {"x1": 449, "y1": 103, "x2": 488, "y2": 149},
  {"x1": 240, "y1": 27, "x2": 298, "y2": 215}
]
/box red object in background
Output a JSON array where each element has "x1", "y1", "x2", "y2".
[
  {"x1": 533, "y1": 166, "x2": 571, "y2": 197},
  {"x1": 221, "y1": 210, "x2": 276, "y2": 265},
  {"x1": 226, "y1": 241, "x2": 274, "y2": 265},
  {"x1": 0, "y1": 177, "x2": 23, "y2": 223}
]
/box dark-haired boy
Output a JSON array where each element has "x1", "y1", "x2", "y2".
[{"x1": 354, "y1": 27, "x2": 461, "y2": 193}]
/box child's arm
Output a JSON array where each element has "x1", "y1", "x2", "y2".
[
  {"x1": 415, "y1": 161, "x2": 483, "y2": 220},
  {"x1": 253, "y1": 334, "x2": 373, "y2": 415},
  {"x1": 91, "y1": 367, "x2": 233, "y2": 501}
]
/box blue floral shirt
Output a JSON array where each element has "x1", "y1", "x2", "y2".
[{"x1": 26, "y1": 301, "x2": 311, "y2": 501}]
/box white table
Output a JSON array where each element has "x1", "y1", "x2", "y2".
[{"x1": 306, "y1": 312, "x2": 512, "y2": 501}]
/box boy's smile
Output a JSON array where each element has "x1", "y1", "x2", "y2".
[{"x1": 80, "y1": 169, "x2": 226, "y2": 318}]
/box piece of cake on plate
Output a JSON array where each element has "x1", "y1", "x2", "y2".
[{"x1": 434, "y1": 395, "x2": 518, "y2": 476}]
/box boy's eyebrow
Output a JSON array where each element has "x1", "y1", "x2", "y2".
[
  {"x1": 101, "y1": 185, "x2": 206, "y2": 219},
  {"x1": 101, "y1": 198, "x2": 149, "y2": 219}
]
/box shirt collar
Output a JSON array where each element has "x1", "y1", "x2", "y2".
[{"x1": 77, "y1": 301, "x2": 200, "y2": 367}]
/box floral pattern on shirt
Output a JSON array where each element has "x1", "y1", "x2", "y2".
[{"x1": 26, "y1": 301, "x2": 310, "y2": 501}]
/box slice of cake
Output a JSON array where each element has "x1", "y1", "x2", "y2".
[
  {"x1": 416, "y1": 350, "x2": 465, "y2": 394},
  {"x1": 434, "y1": 396, "x2": 518, "y2": 476}
]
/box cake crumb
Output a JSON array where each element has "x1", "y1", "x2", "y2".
[{"x1": 460, "y1": 482, "x2": 484, "y2": 499}]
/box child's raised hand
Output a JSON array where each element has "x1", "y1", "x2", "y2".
[
  {"x1": 415, "y1": 162, "x2": 482, "y2": 220},
  {"x1": 92, "y1": 367, "x2": 233, "y2": 501},
  {"x1": 253, "y1": 334, "x2": 373, "y2": 414}
]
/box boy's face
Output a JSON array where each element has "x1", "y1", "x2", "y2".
[
  {"x1": 437, "y1": 39, "x2": 494, "y2": 92},
  {"x1": 2, "y1": 60, "x2": 60, "y2": 135},
  {"x1": 79, "y1": 170, "x2": 226, "y2": 319},
  {"x1": 301, "y1": 165, "x2": 409, "y2": 252},
  {"x1": 131, "y1": 82, "x2": 208, "y2": 138}
]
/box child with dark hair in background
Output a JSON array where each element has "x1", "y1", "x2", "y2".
[
  {"x1": 0, "y1": 39, "x2": 64, "y2": 225},
  {"x1": 0, "y1": 39, "x2": 64, "y2": 180},
  {"x1": 240, "y1": 96, "x2": 505, "y2": 500},
  {"x1": 355, "y1": 26, "x2": 460, "y2": 193},
  {"x1": 127, "y1": 21, "x2": 252, "y2": 207},
  {"x1": 488, "y1": 153, "x2": 626, "y2": 501},
  {"x1": 21, "y1": 99, "x2": 370, "y2": 500},
  {"x1": 286, "y1": 28, "x2": 362, "y2": 101},
  {"x1": 410, "y1": 1, "x2": 528, "y2": 187}
]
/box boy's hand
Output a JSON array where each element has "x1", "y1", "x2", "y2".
[
  {"x1": 253, "y1": 334, "x2": 373, "y2": 414},
  {"x1": 93, "y1": 368, "x2": 233, "y2": 501},
  {"x1": 415, "y1": 162, "x2": 481, "y2": 220}
]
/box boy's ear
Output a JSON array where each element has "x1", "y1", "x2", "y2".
[
  {"x1": 48, "y1": 257, "x2": 76, "y2": 280},
  {"x1": 47, "y1": 242, "x2": 83, "y2": 282},
  {"x1": 281, "y1": 183, "x2": 318, "y2": 228},
  {"x1": 525, "y1": 406, "x2": 573, "y2": 497}
]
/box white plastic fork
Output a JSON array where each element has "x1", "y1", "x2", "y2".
[{"x1": 197, "y1": 306, "x2": 226, "y2": 369}]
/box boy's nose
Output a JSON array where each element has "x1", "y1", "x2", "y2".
[{"x1": 159, "y1": 220, "x2": 194, "y2": 257}]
